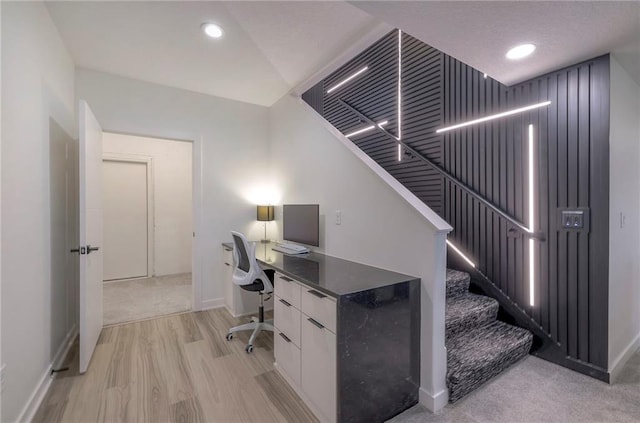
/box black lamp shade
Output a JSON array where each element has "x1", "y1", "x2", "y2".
[{"x1": 257, "y1": 205, "x2": 275, "y2": 221}]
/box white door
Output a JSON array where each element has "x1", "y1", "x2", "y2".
[
  {"x1": 79, "y1": 100, "x2": 104, "y2": 374},
  {"x1": 103, "y1": 160, "x2": 148, "y2": 281}
]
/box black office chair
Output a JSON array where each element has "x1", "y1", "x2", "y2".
[{"x1": 225, "y1": 231, "x2": 275, "y2": 353}]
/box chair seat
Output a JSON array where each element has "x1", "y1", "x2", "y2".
[
  {"x1": 240, "y1": 280, "x2": 265, "y2": 292},
  {"x1": 238, "y1": 269, "x2": 275, "y2": 292}
]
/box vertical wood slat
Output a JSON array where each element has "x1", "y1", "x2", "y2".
[
  {"x1": 577, "y1": 65, "x2": 591, "y2": 362},
  {"x1": 557, "y1": 71, "x2": 569, "y2": 354},
  {"x1": 479, "y1": 74, "x2": 487, "y2": 271},
  {"x1": 547, "y1": 74, "x2": 559, "y2": 342},
  {"x1": 588, "y1": 59, "x2": 610, "y2": 369},
  {"x1": 536, "y1": 78, "x2": 549, "y2": 328},
  {"x1": 567, "y1": 68, "x2": 579, "y2": 359}
]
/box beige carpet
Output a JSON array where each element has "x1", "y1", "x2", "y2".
[{"x1": 103, "y1": 273, "x2": 192, "y2": 326}]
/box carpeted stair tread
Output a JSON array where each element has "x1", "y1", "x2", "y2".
[
  {"x1": 446, "y1": 320, "x2": 533, "y2": 402},
  {"x1": 446, "y1": 269, "x2": 470, "y2": 298},
  {"x1": 446, "y1": 293, "x2": 499, "y2": 340}
]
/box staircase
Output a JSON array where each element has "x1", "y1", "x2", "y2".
[{"x1": 445, "y1": 269, "x2": 533, "y2": 402}]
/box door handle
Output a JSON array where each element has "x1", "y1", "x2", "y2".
[
  {"x1": 70, "y1": 247, "x2": 86, "y2": 255},
  {"x1": 86, "y1": 245, "x2": 100, "y2": 254}
]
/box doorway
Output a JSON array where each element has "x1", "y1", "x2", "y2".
[
  {"x1": 103, "y1": 158, "x2": 151, "y2": 281},
  {"x1": 101, "y1": 133, "x2": 193, "y2": 325}
]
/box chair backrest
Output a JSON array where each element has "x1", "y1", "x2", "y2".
[{"x1": 230, "y1": 231, "x2": 273, "y2": 293}]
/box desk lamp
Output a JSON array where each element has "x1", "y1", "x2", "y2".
[{"x1": 257, "y1": 205, "x2": 274, "y2": 243}]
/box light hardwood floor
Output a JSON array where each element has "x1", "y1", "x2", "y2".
[{"x1": 34, "y1": 309, "x2": 318, "y2": 423}]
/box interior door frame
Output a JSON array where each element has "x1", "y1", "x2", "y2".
[
  {"x1": 102, "y1": 153, "x2": 155, "y2": 279},
  {"x1": 100, "y1": 131, "x2": 203, "y2": 311}
]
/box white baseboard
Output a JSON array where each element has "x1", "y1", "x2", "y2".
[
  {"x1": 17, "y1": 324, "x2": 78, "y2": 423},
  {"x1": 198, "y1": 297, "x2": 226, "y2": 311},
  {"x1": 610, "y1": 331, "x2": 640, "y2": 383},
  {"x1": 419, "y1": 386, "x2": 448, "y2": 413}
]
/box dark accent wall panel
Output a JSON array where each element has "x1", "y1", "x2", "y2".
[
  {"x1": 318, "y1": 31, "x2": 444, "y2": 215},
  {"x1": 302, "y1": 30, "x2": 610, "y2": 373},
  {"x1": 442, "y1": 55, "x2": 609, "y2": 369}
]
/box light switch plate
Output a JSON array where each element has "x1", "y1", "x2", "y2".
[{"x1": 557, "y1": 207, "x2": 590, "y2": 232}]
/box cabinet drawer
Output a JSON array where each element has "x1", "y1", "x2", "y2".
[
  {"x1": 222, "y1": 247, "x2": 233, "y2": 266},
  {"x1": 275, "y1": 331, "x2": 301, "y2": 386},
  {"x1": 274, "y1": 273, "x2": 301, "y2": 308},
  {"x1": 274, "y1": 296, "x2": 301, "y2": 347},
  {"x1": 301, "y1": 317, "x2": 337, "y2": 423},
  {"x1": 301, "y1": 288, "x2": 337, "y2": 333}
]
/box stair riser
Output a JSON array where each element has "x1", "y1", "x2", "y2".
[
  {"x1": 446, "y1": 304, "x2": 498, "y2": 340},
  {"x1": 448, "y1": 337, "x2": 533, "y2": 402},
  {"x1": 446, "y1": 270, "x2": 470, "y2": 298}
]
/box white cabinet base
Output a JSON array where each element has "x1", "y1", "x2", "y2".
[
  {"x1": 274, "y1": 363, "x2": 335, "y2": 423},
  {"x1": 274, "y1": 331, "x2": 301, "y2": 385},
  {"x1": 301, "y1": 317, "x2": 337, "y2": 423}
]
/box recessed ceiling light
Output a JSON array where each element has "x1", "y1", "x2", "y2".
[
  {"x1": 202, "y1": 23, "x2": 223, "y2": 39},
  {"x1": 506, "y1": 43, "x2": 536, "y2": 60}
]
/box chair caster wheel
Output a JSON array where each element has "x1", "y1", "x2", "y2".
[
  {"x1": 226, "y1": 333, "x2": 233, "y2": 341},
  {"x1": 245, "y1": 344, "x2": 253, "y2": 353}
]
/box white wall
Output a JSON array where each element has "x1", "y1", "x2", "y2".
[
  {"x1": 608, "y1": 55, "x2": 640, "y2": 377},
  {"x1": 269, "y1": 94, "x2": 452, "y2": 411},
  {"x1": 76, "y1": 69, "x2": 270, "y2": 309},
  {"x1": 103, "y1": 133, "x2": 193, "y2": 277},
  {"x1": 1, "y1": 2, "x2": 77, "y2": 421}
]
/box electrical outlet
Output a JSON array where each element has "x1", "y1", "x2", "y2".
[{"x1": 335, "y1": 210, "x2": 342, "y2": 225}]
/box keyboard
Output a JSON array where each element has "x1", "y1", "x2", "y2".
[{"x1": 272, "y1": 243, "x2": 309, "y2": 254}]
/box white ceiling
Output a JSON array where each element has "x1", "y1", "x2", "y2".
[
  {"x1": 352, "y1": 1, "x2": 640, "y2": 87},
  {"x1": 46, "y1": 1, "x2": 379, "y2": 107},
  {"x1": 47, "y1": 1, "x2": 640, "y2": 107}
]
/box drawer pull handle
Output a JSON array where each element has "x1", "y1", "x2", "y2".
[
  {"x1": 224, "y1": 247, "x2": 232, "y2": 252},
  {"x1": 279, "y1": 275, "x2": 293, "y2": 282},
  {"x1": 307, "y1": 317, "x2": 325, "y2": 329},
  {"x1": 279, "y1": 298, "x2": 292, "y2": 307},
  {"x1": 308, "y1": 289, "x2": 327, "y2": 299},
  {"x1": 279, "y1": 332, "x2": 292, "y2": 343},
  {"x1": 224, "y1": 262, "x2": 230, "y2": 266}
]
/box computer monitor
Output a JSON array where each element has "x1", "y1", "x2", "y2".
[{"x1": 283, "y1": 204, "x2": 319, "y2": 247}]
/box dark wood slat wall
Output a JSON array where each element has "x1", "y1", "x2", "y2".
[
  {"x1": 400, "y1": 34, "x2": 444, "y2": 214},
  {"x1": 442, "y1": 55, "x2": 609, "y2": 369},
  {"x1": 303, "y1": 30, "x2": 610, "y2": 371},
  {"x1": 320, "y1": 31, "x2": 444, "y2": 215}
]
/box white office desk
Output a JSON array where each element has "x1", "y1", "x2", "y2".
[{"x1": 221, "y1": 241, "x2": 421, "y2": 423}]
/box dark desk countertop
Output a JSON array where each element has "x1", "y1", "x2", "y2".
[{"x1": 222, "y1": 241, "x2": 418, "y2": 298}]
